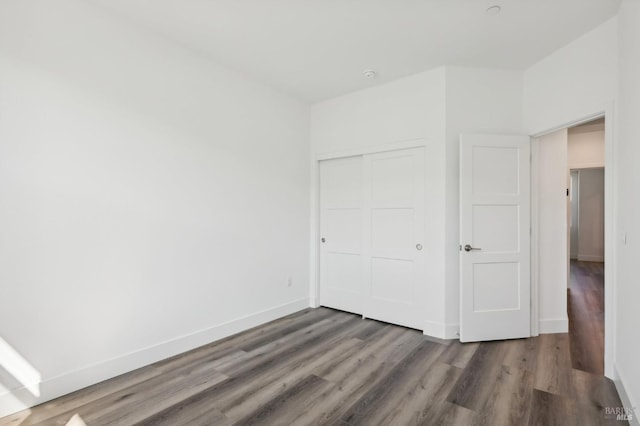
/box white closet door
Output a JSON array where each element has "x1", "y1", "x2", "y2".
[
  {"x1": 319, "y1": 156, "x2": 364, "y2": 315},
  {"x1": 363, "y1": 147, "x2": 426, "y2": 330}
]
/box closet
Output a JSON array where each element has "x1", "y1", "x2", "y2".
[{"x1": 318, "y1": 147, "x2": 426, "y2": 330}]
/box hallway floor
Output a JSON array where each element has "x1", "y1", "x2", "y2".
[{"x1": 568, "y1": 260, "x2": 605, "y2": 375}]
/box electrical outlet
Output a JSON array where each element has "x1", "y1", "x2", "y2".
[{"x1": 287, "y1": 276, "x2": 293, "y2": 287}]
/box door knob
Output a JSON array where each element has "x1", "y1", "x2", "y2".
[
  {"x1": 464, "y1": 244, "x2": 481, "y2": 252},
  {"x1": 416, "y1": 243, "x2": 423, "y2": 250},
  {"x1": 321, "y1": 237, "x2": 326, "y2": 243}
]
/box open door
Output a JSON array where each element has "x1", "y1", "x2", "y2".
[{"x1": 460, "y1": 134, "x2": 531, "y2": 342}]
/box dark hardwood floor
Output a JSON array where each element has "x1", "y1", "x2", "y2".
[
  {"x1": 2, "y1": 305, "x2": 625, "y2": 425},
  {"x1": 568, "y1": 260, "x2": 605, "y2": 375}
]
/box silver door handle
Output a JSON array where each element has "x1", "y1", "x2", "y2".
[
  {"x1": 416, "y1": 243, "x2": 423, "y2": 250},
  {"x1": 464, "y1": 244, "x2": 481, "y2": 252}
]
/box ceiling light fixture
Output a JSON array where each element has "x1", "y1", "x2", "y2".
[
  {"x1": 363, "y1": 69, "x2": 377, "y2": 79},
  {"x1": 486, "y1": 5, "x2": 501, "y2": 16}
]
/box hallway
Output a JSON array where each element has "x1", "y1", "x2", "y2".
[{"x1": 568, "y1": 260, "x2": 605, "y2": 375}]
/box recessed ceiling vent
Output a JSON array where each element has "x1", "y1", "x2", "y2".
[
  {"x1": 363, "y1": 69, "x2": 377, "y2": 79},
  {"x1": 486, "y1": 5, "x2": 502, "y2": 16}
]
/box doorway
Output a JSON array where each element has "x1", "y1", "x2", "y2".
[
  {"x1": 534, "y1": 116, "x2": 608, "y2": 376},
  {"x1": 566, "y1": 119, "x2": 606, "y2": 375}
]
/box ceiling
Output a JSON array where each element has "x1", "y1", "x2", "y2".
[{"x1": 92, "y1": 0, "x2": 621, "y2": 102}]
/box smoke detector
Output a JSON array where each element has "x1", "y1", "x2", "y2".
[{"x1": 363, "y1": 69, "x2": 377, "y2": 79}]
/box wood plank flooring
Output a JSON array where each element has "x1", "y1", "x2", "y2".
[
  {"x1": 2, "y1": 306, "x2": 625, "y2": 426},
  {"x1": 568, "y1": 260, "x2": 605, "y2": 375}
]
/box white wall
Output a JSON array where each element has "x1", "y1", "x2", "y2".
[
  {"x1": 577, "y1": 168, "x2": 605, "y2": 262},
  {"x1": 310, "y1": 69, "x2": 447, "y2": 154},
  {"x1": 444, "y1": 67, "x2": 524, "y2": 331},
  {"x1": 524, "y1": 18, "x2": 618, "y2": 135},
  {"x1": 535, "y1": 129, "x2": 569, "y2": 333},
  {"x1": 310, "y1": 68, "x2": 450, "y2": 337},
  {"x1": 568, "y1": 125, "x2": 605, "y2": 169},
  {"x1": 0, "y1": 0, "x2": 310, "y2": 416},
  {"x1": 615, "y1": 0, "x2": 640, "y2": 414}
]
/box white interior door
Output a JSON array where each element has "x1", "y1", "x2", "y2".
[
  {"x1": 319, "y1": 156, "x2": 363, "y2": 314},
  {"x1": 363, "y1": 147, "x2": 426, "y2": 330},
  {"x1": 460, "y1": 134, "x2": 530, "y2": 342}
]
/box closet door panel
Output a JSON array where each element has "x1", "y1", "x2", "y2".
[
  {"x1": 319, "y1": 156, "x2": 363, "y2": 314},
  {"x1": 363, "y1": 148, "x2": 426, "y2": 330}
]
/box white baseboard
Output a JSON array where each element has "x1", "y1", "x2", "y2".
[
  {"x1": 577, "y1": 254, "x2": 605, "y2": 262},
  {"x1": 423, "y1": 321, "x2": 459, "y2": 340},
  {"x1": 0, "y1": 298, "x2": 309, "y2": 418},
  {"x1": 443, "y1": 322, "x2": 460, "y2": 340},
  {"x1": 613, "y1": 365, "x2": 639, "y2": 426},
  {"x1": 422, "y1": 320, "x2": 445, "y2": 339},
  {"x1": 539, "y1": 318, "x2": 569, "y2": 334}
]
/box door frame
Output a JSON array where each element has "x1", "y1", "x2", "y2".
[
  {"x1": 530, "y1": 103, "x2": 616, "y2": 378},
  {"x1": 309, "y1": 138, "x2": 429, "y2": 309},
  {"x1": 569, "y1": 169, "x2": 581, "y2": 262}
]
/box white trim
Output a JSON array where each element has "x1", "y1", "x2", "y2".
[
  {"x1": 0, "y1": 298, "x2": 309, "y2": 418},
  {"x1": 577, "y1": 254, "x2": 605, "y2": 262},
  {"x1": 538, "y1": 318, "x2": 569, "y2": 334},
  {"x1": 530, "y1": 138, "x2": 540, "y2": 337},
  {"x1": 444, "y1": 323, "x2": 460, "y2": 340},
  {"x1": 314, "y1": 138, "x2": 427, "y2": 161},
  {"x1": 614, "y1": 365, "x2": 639, "y2": 426},
  {"x1": 423, "y1": 321, "x2": 459, "y2": 340},
  {"x1": 530, "y1": 112, "x2": 606, "y2": 138},
  {"x1": 603, "y1": 103, "x2": 616, "y2": 379},
  {"x1": 309, "y1": 156, "x2": 321, "y2": 308}
]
